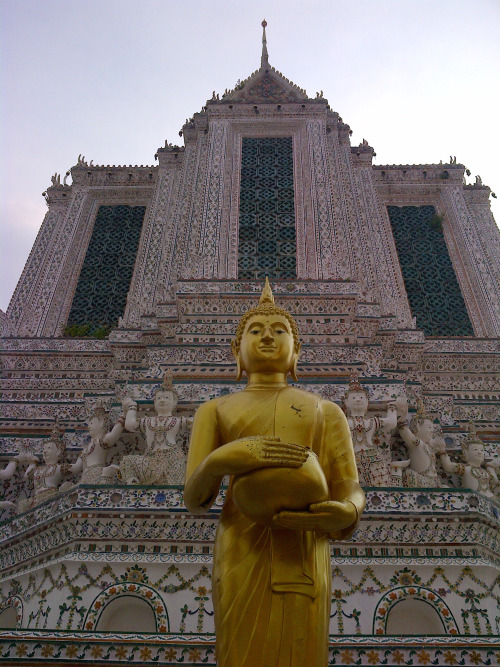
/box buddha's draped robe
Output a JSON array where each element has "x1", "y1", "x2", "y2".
[{"x1": 187, "y1": 385, "x2": 364, "y2": 667}]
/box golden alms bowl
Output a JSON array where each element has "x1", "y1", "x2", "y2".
[{"x1": 232, "y1": 448, "x2": 329, "y2": 526}]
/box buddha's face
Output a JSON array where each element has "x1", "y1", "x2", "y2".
[
  {"x1": 466, "y1": 442, "x2": 484, "y2": 466},
  {"x1": 344, "y1": 391, "x2": 368, "y2": 416},
  {"x1": 239, "y1": 314, "x2": 296, "y2": 376},
  {"x1": 43, "y1": 440, "x2": 60, "y2": 465}
]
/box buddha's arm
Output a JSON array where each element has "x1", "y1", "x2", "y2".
[
  {"x1": 184, "y1": 401, "x2": 223, "y2": 513},
  {"x1": 321, "y1": 401, "x2": 365, "y2": 538},
  {"x1": 184, "y1": 400, "x2": 308, "y2": 514},
  {"x1": 273, "y1": 401, "x2": 365, "y2": 536}
]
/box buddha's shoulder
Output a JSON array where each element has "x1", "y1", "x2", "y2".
[
  {"x1": 282, "y1": 385, "x2": 323, "y2": 405},
  {"x1": 284, "y1": 387, "x2": 345, "y2": 416}
]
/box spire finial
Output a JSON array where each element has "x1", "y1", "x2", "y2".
[
  {"x1": 259, "y1": 276, "x2": 275, "y2": 307},
  {"x1": 261, "y1": 19, "x2": 269, "y2": 67}
]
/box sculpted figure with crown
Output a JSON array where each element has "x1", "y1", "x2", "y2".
[
  {"x1": 0, "y1": 449, "x2": 37, "y2": 510},
  {"x1": 342, "y1": 375, "x2": 398, "y2": 487},
  {"x1": 16, "y1": 421, "x2": 71, "y2": 513},
  {"x1": 184, "y1": 279, "x2": 365, "y2": 667},
  {"x1": 439, "y1": 422, "x2": 499, "y2": 498},
  {"x1": 396, "y1": 397, "x2": 447, "y2": 487},
  {"x1": 121, "y1": 374, "x2": 188, "y2": 485},
  {"x1": 70, "y1": 400, "x2": 125, "y2": 484}
]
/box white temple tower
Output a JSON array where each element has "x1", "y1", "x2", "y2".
[{"x1": 1, "y1": 22, "x2": 498, "y2": 665}]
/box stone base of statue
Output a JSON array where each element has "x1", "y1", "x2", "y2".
[
  {"x1": 80, "y1": 464, "x2": 107, "y2": 484},
  {"x1": 120, "y1": 449, "x2": 185, "y2": 485},
  {"x1": 17, "y1": 487, "x2": 58, "y2": 514},
  {"x1": 403, "y1": 468, "x2": 442, "y2": 488},
  {"x1": 356, "y1": 449, "x2": 391, "y2": 486}
]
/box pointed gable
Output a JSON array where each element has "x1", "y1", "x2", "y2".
[
  {"x1": 231, "y1": 69, "x2": 308, "y2": 103},
  {"x1": 211, "y1": 21, "x2": 311, "y2": 106}
]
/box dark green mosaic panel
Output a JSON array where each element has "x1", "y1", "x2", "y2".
[
  {"x1": 67, "y1": 205, "x2": 146, "y2": 331},
  {"x1": 387, "y1": 205, "x2": 474, "y2": 336},
  {"x1": 238, "y1": 137, "x2": 296, "y2": 279}
]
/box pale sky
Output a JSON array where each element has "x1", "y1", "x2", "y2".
[{"x1": 1, "y1": 0, "x2": 499, "y2": 312}]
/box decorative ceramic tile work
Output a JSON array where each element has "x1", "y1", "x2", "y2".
[
  {"x1": 67, "y1": 205, "x2": 146, "y2": 332},
  {"x1": 0, "y1": 631, "x2": 498, "y2": 665},
  {"x1": 387, "y1": 205, "x2": 474, "y2": 336},
  {"x1": 238, "y1": 137, "x2": 296, "y2": 279}
]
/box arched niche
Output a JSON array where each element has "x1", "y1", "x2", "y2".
[
  {"x1": 373, "y1": 586, "x2": 458, "y2": 635},
  {"x1": 386, "y1": 598, "x2": 445, "y2": 634},
  {"x1": 0, "y1": 596, "x2": 23, "y2": 629},
  {"x1": 95, "y1": 595, "x2": 156, "y2": 633},
  {"x1": 84, "y1": 582, "x2": 169, "y2": 633},
  {"x1": 0, "y1": 606, "x2": 19, "y2": 629}
]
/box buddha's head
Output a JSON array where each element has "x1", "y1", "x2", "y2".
[
  {"x1": 232, "y1": 278, "x2": 301, "y2": 381},
  {"x1": 462, "y1": 422, "x2": 485, "y2": 466},
  {"x1": 43, "y1": 421, "x2": 65, "y2": 464},
  {"x1": 154, "y1": 373, "x2": 178, "y2": 415}
]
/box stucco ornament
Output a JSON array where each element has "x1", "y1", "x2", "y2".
[
  {"x1": 439, "y1": 422, "x2": 499, "y2": 498},
  {"x1": 121, "y1": 374, "x2": 189, "y2": 485}
]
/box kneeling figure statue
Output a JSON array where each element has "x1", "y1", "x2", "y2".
[{"x1": 122, "y1": 375, "x2": 188, "y2": 485}]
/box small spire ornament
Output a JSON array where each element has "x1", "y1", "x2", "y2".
[
  {"x1": 156, "y1": 371, "x2": 179, "y2": 399},
  {"x1": 414, "y1": 398, "x2": 432, "y2": 424},
  {"x1": 261, "y1": 19, "x2": 269, "y2": 67},
  {"x1": 49, "y1": 419, "x2": 66, "y2": 453},
  {"x1": 345, "y1": 371, "x2": 368, "y2": 396},
  {"x1": 90, "y1": 399, "x2": 107, "y2": 421},
  {"x1": 464, "y1": 421, "x2": 482, "y2": 445}
]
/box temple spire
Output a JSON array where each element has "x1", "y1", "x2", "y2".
[{"x1": 261, "y1": 19, "x2": 269, "y2": 67}]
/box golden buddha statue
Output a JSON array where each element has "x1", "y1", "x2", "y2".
[{"x1": 184, "y1": 279, "x2": 365, "y2": 667}]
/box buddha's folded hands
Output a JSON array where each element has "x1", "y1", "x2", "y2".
[
  {"x1": 273, "y1": 498, "x2": 358, "y2": 532},
  {"x1": 208, "y1": 436, "x2": 308, "y2": 476}
]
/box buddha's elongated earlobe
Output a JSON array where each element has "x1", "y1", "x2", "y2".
[
  {"x1": 231, "y1": 341, "x2": 243, "y2": 381},
  {"x1": 289, "y1": 345, "x2": 301, "y2": 382},
  {"x1": 235, "y1": 355, "x2": 243, "y2": 381}
]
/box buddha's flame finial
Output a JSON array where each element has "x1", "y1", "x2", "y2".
[
  {"x1": 261, "y1": 19, "x2": 269, "y2": 67},
  {"x1": 259, "y1": 276, "x2": 275, "y2": 307}
]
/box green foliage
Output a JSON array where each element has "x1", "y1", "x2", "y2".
[
  {"x1": 426, "y1": 213, "x2": 444, "y2": 231},
  {"x1": 63, "y1": 323, "x2": 114, "y2": 339},
  {"x1": 63, "y1": 324, "x2": 91, "y2": 337}
]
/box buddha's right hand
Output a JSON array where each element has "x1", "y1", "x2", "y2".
[{"x1": 209, "y1": 437, "x2": 308, "y2": 476}]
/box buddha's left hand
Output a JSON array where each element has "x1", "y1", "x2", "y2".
[{"x1": 273, "y1": 499, "x2": 357, "y2": 532}]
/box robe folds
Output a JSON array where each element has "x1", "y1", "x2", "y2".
[{"x1": 188, "y1": 385, "x2": 364, "y2": 667}]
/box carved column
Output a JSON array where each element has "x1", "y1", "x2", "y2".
[
  {"x1": 441, "y1": 185, "x2": 500, "y2": 336},
  {"x1": 351, "y1": 149, "x2": 414, "y2": 325},
  {"x1": 122, "y1": 150, "x2": 184, "y2": 326},
  {"x1": 7, "y1": 182, "x2": 78, "y2": 336}
]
